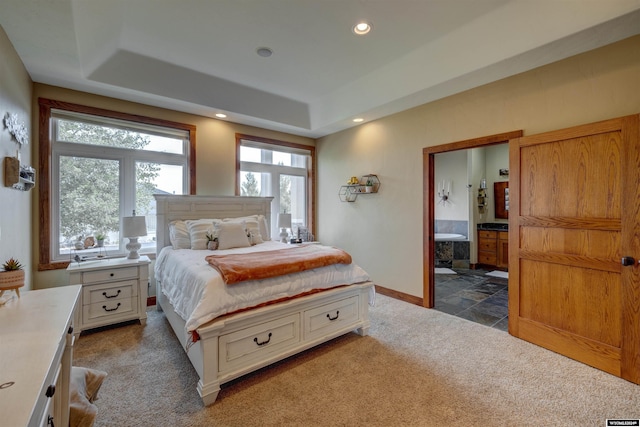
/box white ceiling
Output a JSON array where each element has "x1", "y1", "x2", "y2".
[{"x1": 2, "y1": 0, "x2": 640, "y2": 138}]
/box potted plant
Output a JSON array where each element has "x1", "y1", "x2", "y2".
[
  {"x1": 365, "y1": 179, "x2": 373, "y2": 193},
  {"x1": 206, "y1": 231, "x2": 218, "y2": 250},
  {"x1": 0, "y1": 257, "x2": 25, "y2": 297},
  {"x1": 95, "y1": 233, "x2": 106, "y2": 247}
]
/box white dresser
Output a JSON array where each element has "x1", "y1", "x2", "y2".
[
  {"x1": 67, "y1": 256, "x2": 150, "y2": 335},
  {"x1": 0, "y1": 285, "x2": 81, "y2": 427}
]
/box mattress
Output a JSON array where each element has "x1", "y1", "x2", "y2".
[{"x1": 155, "y1": 241, "x2": 373, "y2": 332}]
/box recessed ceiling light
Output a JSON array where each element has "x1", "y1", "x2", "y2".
[
  {"x1": 353, "y1": 118, "x2": 364, "y2": 123},
  {"x1": 256, "y1": 47, "x2": 273, "y2": 57},
  {"x1": 215, "y1": 113, "x2": 227, "y2": 119},
  {"x1": 352, "y1": 21, "x2": 372, "y2": 35}
]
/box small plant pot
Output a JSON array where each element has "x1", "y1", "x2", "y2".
[
  {"x1": 207, "y1": 241, "x2": 218, "y2": 250},
  {"x1": 0, "y1": 270, "x2": 25, "y2": 295},
  {"x1": 365, "y1": 186, "x2": 373, "y2": 193}
]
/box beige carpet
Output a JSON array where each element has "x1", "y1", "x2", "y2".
[{"x1": 74, "y1": 294, "x2": 640, "y2": 426}]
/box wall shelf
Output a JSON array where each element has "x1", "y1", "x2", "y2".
[
  {"x1": 3, "y1": 157, "x2": 35, "y2": 191},
  {"x1": 339, "y1": 174, "x2": 380, "y2": 202}
]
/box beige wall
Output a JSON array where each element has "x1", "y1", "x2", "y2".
[
  {"x1": 0, "y1": 25, "x2": 33, "y2": 289},
  {"x1": 317, "y1": 35, "x2": 640, "y2": 299},
  {"x1": 31, "y1": 85, "x2": 315, "y2": 290}
]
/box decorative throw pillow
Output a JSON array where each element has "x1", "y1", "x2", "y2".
[
  {"x1": 258, "y1": 215, "x2": 270, "y2": 241},
  {"x1": 168, "y1": 220, "x2": 191, "y2": 249},
  {"x1": 248, "y1": 228, "x2": 264, "y2": 245},
  {"x1": 69, "y1": 366, "x2": 107, "y2": 427},
  {"x1": 186, "y1": 219, "x2": 220, "y2": 250},
  {"x1": 215, "y1": 221, "x2": 251, "y2": 250}
]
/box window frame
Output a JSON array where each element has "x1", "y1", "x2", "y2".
[
  {"x1": 38, "y1": 98, "x2": 196, "y2": 270},
  {"x1": 235, "y1": 133, "x2": 315, "y2": 239}
]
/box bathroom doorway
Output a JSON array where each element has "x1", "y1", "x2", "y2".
[{"x1": 422, "y1": 130, "x2": 522, "y2": 323}]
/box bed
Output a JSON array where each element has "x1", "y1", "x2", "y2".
[{"x1": 153, "y1": 195, "x2": 375, "y2": 406}]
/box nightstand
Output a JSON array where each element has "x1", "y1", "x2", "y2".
[{"x1": 67, "y1": 256, "x2": 150, "y2": 335}]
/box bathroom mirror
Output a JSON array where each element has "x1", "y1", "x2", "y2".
[{"x1": 494, "y1": 181, "x2": 509, "y2": 219}]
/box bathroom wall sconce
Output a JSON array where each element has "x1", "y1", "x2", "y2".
[{"x1": 437, "y1": 180, "x2": 451, "y2": 206}]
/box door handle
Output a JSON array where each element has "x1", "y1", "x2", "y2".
[{"x1": 621, "y1": 256, "x2": 636, "y2": 266}]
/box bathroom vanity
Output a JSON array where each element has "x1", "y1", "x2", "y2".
[{"x1": 477, "y1": 223, "x2": 508, "y2": 270}]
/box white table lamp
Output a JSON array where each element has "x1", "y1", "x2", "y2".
[
  {"x1": 278, "y1": 213, "x2": 291, "y2": 243},
  {"x1": 122, "y1": 215, "x2": 147, "y2": 259}
]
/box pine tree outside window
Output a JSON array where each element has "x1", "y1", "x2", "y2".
[{"x1": 236, "y1": 134, "x2": 315, "y2": 240}]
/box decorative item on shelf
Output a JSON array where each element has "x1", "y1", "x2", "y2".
[
  {"x1": 0, "y1": 257, "x2": 25, "y2": 299},
  {"x1": 478, "y1": 188, "x2": 488, "y2": 214},
  {"x1": 278, "y1": 213, "x2": 291, "y2": 243},
  {"x1": 95, "y1": 233, "x2": 106, "y2": 247},
  {"x1": 437, "y1": 179, "x2": 452, "y2": 206},
  {"x1": 83, "y1": 236, "x2": 95, "y2": 249},
  {"x1": 122, "y1": 211, "x2": 147, "y2": 259},
  {"x1": 348, "y1": 176, "x2": 359, "y2": 185},
  {"x1": 365, "y1": 178, "x2": 373, "y2": 193},
  {"x1": 206, "y1": 231, "x2": 218, "y2": 250},
  {"x1": 74, "y1": 236, "x2": 85, "y2": 250}
]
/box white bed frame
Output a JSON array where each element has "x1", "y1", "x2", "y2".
[{"x1": 154, "y1": 195, "x2": 373, "y2": 406}]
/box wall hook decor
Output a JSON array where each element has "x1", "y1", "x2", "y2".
[{"x1": 3, "y1": 112, "x2": 28, "y2": 146}]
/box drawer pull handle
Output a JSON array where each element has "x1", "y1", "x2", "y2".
[
  {"x1": 103, "y1": 290, "x2": 121, "y2": 299},
  {"x1": 45, "y1": 384, "x2": 56, "y2": 398},
  {"x1": 102, "y1": 303, "x2": 121, "y2": 312},
  {"x1": 253, "y1": 332, "x2": 272, "y2": 346},
  {"x1": 110, "y1": 273, "x2": 115, "y2": 277},
  {"x1": 327, "y1": 311, "x2": 340, "y2": 321}
]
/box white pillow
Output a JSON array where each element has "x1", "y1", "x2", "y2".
[
  {"x1": 223, "y1": 214, "x2": 270, "y2": 240},
  {"x1": 248, "y1": 227, "x2": 264, "y2": 245},
  {"x1": 185, "y1": 219, "x2": 220, "y2": 250},
  {"x1": 258, "y1": 215, "x2": 270, "y2": 240},
  {"x1": 169, "y1": 220, "x2": 191, "y2": 249},
  {"x1": 215, "y1": 222, "x2": 251, "y2": 250}
]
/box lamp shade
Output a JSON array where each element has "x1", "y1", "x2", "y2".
[
  {"x1": 122, "y1": 216, "x2": 148, "y2": 238},
  {"x1": 277, "y1": 213, "x2": 291, "y2": 228}
]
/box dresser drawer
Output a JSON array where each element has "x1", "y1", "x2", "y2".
[
  {"x1": 83, "y1": 280, "x2": 137, "y2": 305},
  {"x1": 82, "y1": 297, "x2": 136, "y2": 322},
  {"x1": 478, "y1": 230, "x2": 497, "y2": 240},
  {"x1": 478, "y1": 253, "x2": 497, "y2": 265},
  {"x1": 304, "y1": 296, "x2": 359, "y2": 341},
  {"x1": 81, "y1": 266, "x2": 139, "y2": 284},
  {"x1": 218, "y1": 313, "x2": 300, "y2": 373},
  {"x1": 478, "y1": 240, "x2": 497, "y2": 251}
]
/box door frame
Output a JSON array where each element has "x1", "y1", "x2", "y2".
[{"x1": 422, "y1": 130, "x2": 523, "y2": 308}]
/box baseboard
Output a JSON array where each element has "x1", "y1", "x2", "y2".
[
  {"x1": 375, "y1": 285, "x2": 423, "y2": 307},
  {"x1": 147, "y1": 296, "x2": 156, "y2": 307}
]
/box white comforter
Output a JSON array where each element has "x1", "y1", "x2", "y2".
[{"x1": 155, "y1": 241, "x2": 372, "y2": 332}]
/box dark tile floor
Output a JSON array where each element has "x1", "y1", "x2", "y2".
[{"x1": 434, "y1": 268, "x2": 509, "y2": 332}]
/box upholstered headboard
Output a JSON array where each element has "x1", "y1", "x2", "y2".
[{"x1": 153, "y1": 195, "x2": 274, "y2": 255}]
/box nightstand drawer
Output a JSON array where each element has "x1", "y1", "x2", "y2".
[
  {"x1": 83, "y1": 297, "x2": 136, "y2": 322},
  {"x1": 83, "y1": 280, "x2": 137, "y2": 305},
  {"x1": 81, "y1": 266, "x2": 139, "y2": 284}
]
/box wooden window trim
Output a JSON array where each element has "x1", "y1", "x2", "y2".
[
  {"x1": 38, "y1": 98, "x2": 196, "y2": 271},
  {"x1": 235, "y1": 133, "x2": 316, "y2": 237}
]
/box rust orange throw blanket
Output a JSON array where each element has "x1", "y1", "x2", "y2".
[{"x1": 205, "y1": 244, "x2": 352, "y2": 284}]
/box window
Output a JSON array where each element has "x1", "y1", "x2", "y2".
[
  {"x1": 39, "y1": 99, "x2": 195, "y2": 269},
  {"x1": 236, "y1": 134, "x2": 315, "y2": 239}
]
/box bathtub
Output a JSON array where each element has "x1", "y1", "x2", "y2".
[{"x1": 434, "y1": 233, "x2": 466, "y2": 241}]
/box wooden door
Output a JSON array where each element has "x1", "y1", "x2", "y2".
[{"x1": 509, "y1": 114, "x2": 640, "y2": 383}]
